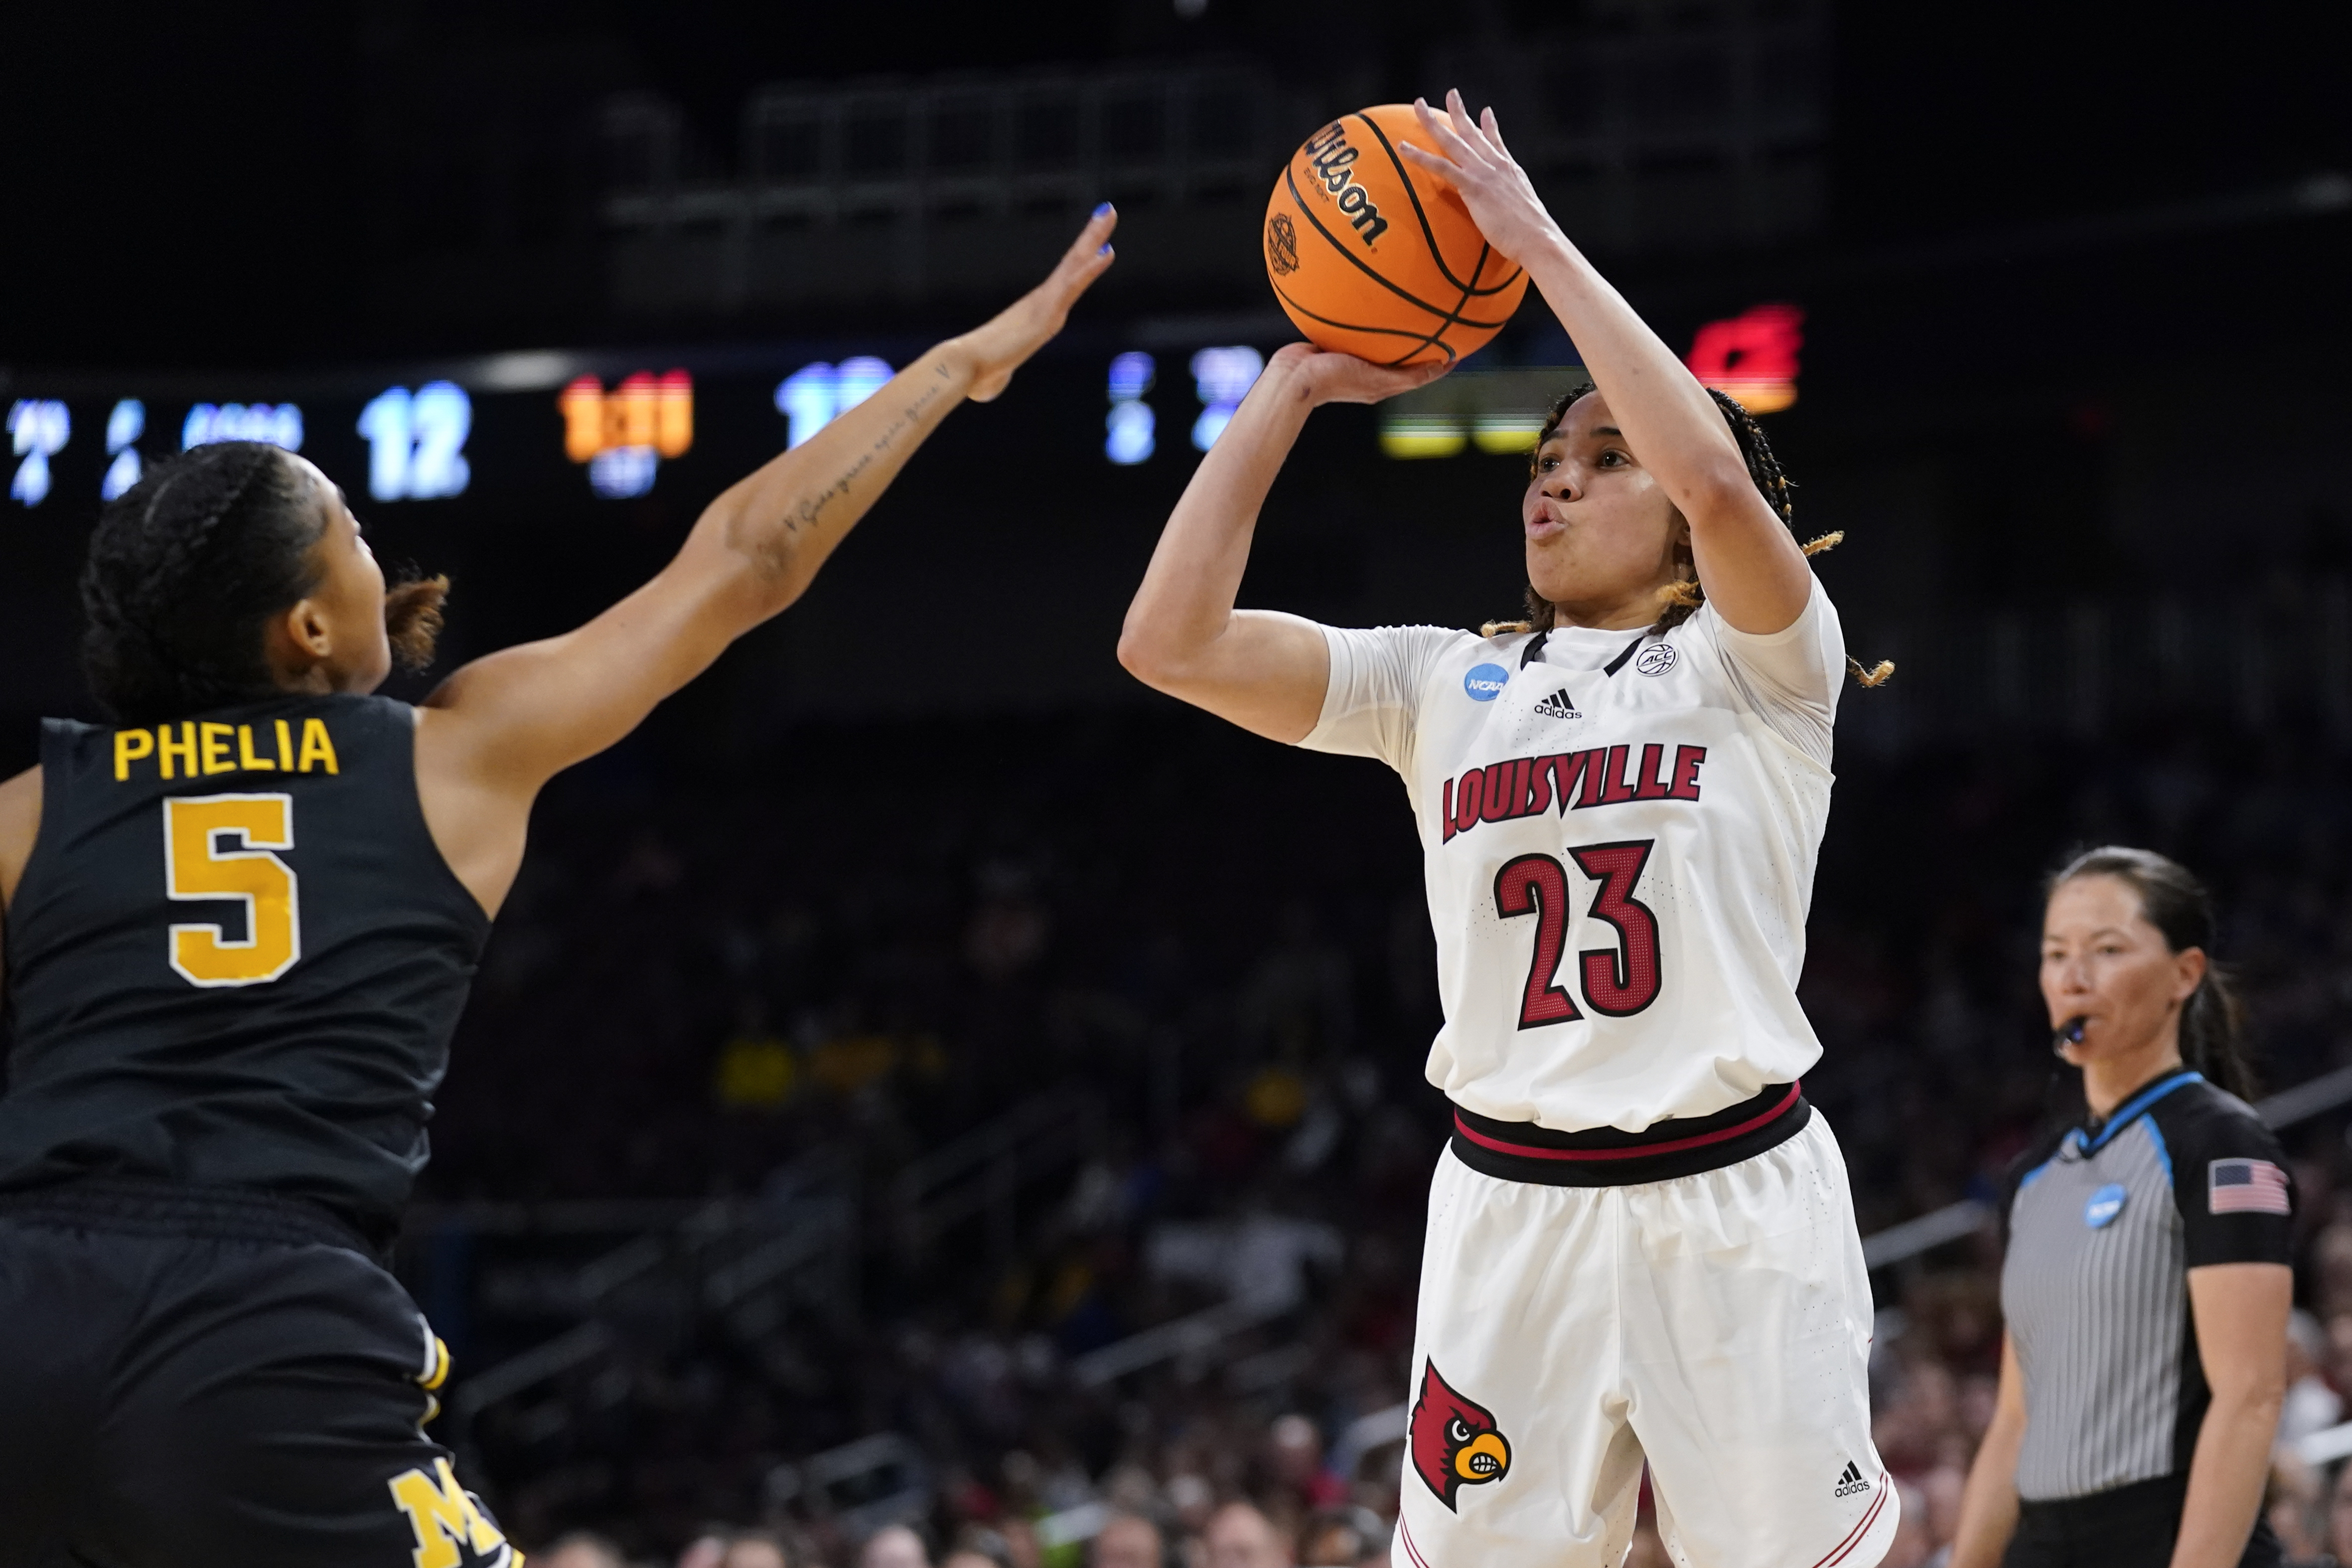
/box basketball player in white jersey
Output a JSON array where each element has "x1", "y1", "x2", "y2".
[{"x1": 1119, "y1": 94, "x2": 1894, "y2": 1568}]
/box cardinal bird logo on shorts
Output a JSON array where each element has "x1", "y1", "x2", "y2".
[{"x1": 1409, "y1": 1360, "x2": 1512, "y2": 1509}]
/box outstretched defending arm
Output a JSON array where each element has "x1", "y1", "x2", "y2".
[
  {"x1": 1398, "y1": 92, "x2": 1813, "y2": 635},
  {"x1": 414, "y1": 210, "x2": 1117, "y2": 912}
]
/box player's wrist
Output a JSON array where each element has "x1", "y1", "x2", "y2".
[
  {"x1": 1510, "y1": 224, "x2": 1577, "y2": 278},
  {"x1": 930, "y1": 338, "x2": 984, "y2": 398},
  {"x1": 1256, "y1": 353, "x2": 1327, "y2": 413}
]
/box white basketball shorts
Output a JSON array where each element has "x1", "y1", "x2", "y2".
[{"x1": 1391, "y1": 1107, "x2": 1895, "y2": 1568}]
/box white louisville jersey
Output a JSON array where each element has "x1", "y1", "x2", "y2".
[{"x1": 1299, "y1": 581, "x2": 1846, "y2": 1133}]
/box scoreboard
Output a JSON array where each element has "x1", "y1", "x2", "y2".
[
  {"x1": 3, "y1": 304, "x2": 1796, "y2": 519},
  {"x1": 4, "y1": 344, "x2": 1286, "y2": 519}
]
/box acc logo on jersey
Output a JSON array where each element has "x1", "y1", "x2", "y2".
[
  {"x1": 1409, "y1": 1360, "x2": 1511, "y2": 1509},
  {"x1": 1464, "y1": 664, "x2": 1510, "y2": 702},
  {"x1": 2084, "y1": 1183, "x2": 2128, "y2": 1228},
  {"x1": 1634, "y1": 643, "x2": 1678, "y2": 676}
]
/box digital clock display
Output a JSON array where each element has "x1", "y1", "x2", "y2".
[{"x1": 5, "y1": 342, "x2": 1297, "y2": 524}]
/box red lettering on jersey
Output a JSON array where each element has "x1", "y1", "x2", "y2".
[
  {"x1": 1473, "y1": 763, "x2": 1502, "y2": 824},
  {"x1": 1506, "y1": 756, "x2": 1538, "y2": 819},
  {"x1": 1538, "y1": 753, "x2": 1576, "y2": 814},
  {"x1": 1576, "y1": 748, "x2": 1610, "y2": 808},
  {"x1": 1633, "y1": 742, "x2": 1673, "y2": 801},
  {"x1": 1452, "y1": 769, "x2": 1484, "y2": 837},
  {"x1": 1596, "y1": 745, "x2": 1640, "y2": 806},
  {"x1": 1471, "y1": 764, "x2": 1500, "y2": 824},
  {"x1": 1668, "y1": 744, "x2": 1708, "y2": 801},
  {"x1": 1517, "y1": 755, "x2": 1553, "y2": 817},
  {"x1": 1496, "y1": 757, "x2": 1521, "y2": 819},
  {"x1": 1444, "y1": 743, "x2": 1701, "y2": 841}
]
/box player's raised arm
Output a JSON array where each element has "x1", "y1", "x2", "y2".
[
  {"x1": 1117, "y1": 344, "x2": 1441, "y2": 742},
  {"x1": 414, "y1": 208, "x2": 1116, "y2": 906},
  {"x1": 1398, "y1": 90, "x2": 1813, "y2": 635}
]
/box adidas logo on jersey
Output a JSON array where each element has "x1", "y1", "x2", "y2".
[
  {"x1": 1530, "y1": 688, "x2": 1580, "y2": 721},
  {"x1": 1833, "y1": 1462, "x2": 1872, "y2": 1498}
]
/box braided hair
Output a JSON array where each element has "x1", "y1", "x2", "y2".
[
  {"x1": 1486, "y1": 385, "x2": 1893, "y2": 688},
  {"x1": 80, "y1": 441, "x2": 448, "y2": 725}
]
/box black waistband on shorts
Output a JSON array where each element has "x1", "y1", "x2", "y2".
[
  {"x1": 1448, "y1": 1082, "x2": 1810, "y2": 1187},
  {"x1": 0, "y1": 1173, "x2": 382, "y2": 1262}
]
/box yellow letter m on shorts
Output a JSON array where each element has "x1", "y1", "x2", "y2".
[{"x1": 388, "y1": 1457, "x2": 519, "y2": 1568}]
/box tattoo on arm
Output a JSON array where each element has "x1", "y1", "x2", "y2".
[{"x1": 730, "y1": 368, "x2": 954, "y2": 579}]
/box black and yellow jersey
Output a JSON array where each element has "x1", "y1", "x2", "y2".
[{"x1": 0, "y1": 694, "x2": 490, "y2": 1243}]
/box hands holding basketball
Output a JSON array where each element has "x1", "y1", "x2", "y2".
[
  {"x1": 1264, "y1": 343, "x2": 1450, "y2": 408},
  {"x1": 1399, "y1": 90, "x2": 1566, "y2": 273}
]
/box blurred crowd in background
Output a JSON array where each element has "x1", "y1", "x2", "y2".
[{"x1": 402, "y1": 701, "x2": 2352, "y2": 1564}]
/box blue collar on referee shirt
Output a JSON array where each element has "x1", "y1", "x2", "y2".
[
  {"x1": 2071, "y1": 1069, "x2": 2204, "y2": 1156},
  {"x1": 2020, "y1": 1069, "x2": 2206, "y2": 1194}
]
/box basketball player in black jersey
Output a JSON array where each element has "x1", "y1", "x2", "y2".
[{"x1": 0, "y1": 210, "x2": 1117, "y2": 1567}]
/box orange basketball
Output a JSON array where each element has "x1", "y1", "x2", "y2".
[{"x1": 1264, "y1": 104, "x2": 1529, "y2": 368}]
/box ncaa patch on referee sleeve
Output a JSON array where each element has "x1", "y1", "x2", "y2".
[{"x1": 2208, "y1": 1158, "x2": 2291, "y2": 1215}]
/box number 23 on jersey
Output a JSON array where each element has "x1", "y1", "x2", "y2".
[
  {"x1": 1495, "y1": 838, "x2": 1662, "y2": 1026},
  {"x1": 164, "y1": 794, "x2": 301, "y2": 987}
]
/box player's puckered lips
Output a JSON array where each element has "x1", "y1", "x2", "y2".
[{"x1": 1408, "y1": 1360, "x2": 1511, "y2": 1509}]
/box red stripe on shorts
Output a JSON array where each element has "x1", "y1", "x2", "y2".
[
  {"x1": 1396, "y1": 1515, "x2": 1432, "y2": 1568},
  {"x1": 1451, "y1": 1082, "x2": 1803, "y2": 1163},
  {"x1": 1808, "y1": 1474, "x2": 1890, "y2": 1568}
]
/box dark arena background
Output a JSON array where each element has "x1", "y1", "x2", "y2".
[{"x1": 6, "y1": 4, "x2": 2352, "y2": 1564}]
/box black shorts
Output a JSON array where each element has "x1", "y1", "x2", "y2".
[
  {"x1": 0, "y1": 1176, "x2": 517, "y2": 1568},
  {"x1": 2005, "y1": 1473, "x2": 2281, "y2": 1568}
]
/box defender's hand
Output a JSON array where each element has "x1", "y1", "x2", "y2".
[
  {"x1": 952, "y1": 206, "x2": 1120, "y2": 403},
  {"x1": 1398, "y1": 90, "x2": 1566, "y2": 271},
  {"x1": 1265, "y1": 342, "x2": 1449, "y2": 407}
]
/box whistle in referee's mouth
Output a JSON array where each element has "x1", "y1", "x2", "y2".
[{"x1": 2053, "y1": 1015, "x2": 2089, "y2": 1054}]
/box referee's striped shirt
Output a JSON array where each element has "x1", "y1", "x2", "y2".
[{"x1": 1999, "y1": 1070, "x2": 2296, "y2": 1501}]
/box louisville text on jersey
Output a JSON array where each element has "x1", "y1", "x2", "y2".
[
  {"x1": 1441, "y1": 743, "x2": 1708, "y2": 843},
  {"x1": 111, "y1": 717, "x2": 341, "y2": 781}
]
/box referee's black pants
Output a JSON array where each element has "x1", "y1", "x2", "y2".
[{"x1": 2005, "y1": 1473, "x2": 2283, "y2": 1568}]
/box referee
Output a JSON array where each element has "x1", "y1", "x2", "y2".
[{"x1": 1951, "y1": 847, "x2": 2295, "y2": 1568}]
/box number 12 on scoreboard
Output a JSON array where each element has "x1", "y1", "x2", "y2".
[{"x1": 358, "y1": 383, "x2": 474, "y2": 502}]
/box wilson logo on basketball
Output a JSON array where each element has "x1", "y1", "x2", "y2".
[
  {"x1": 1262, "y1": 104, "x2": 1530, "y2": 369},
  {"x1": 1409, "y1": 1360, "x2": 1511, "y2": 1509},
  {"x1": 1302, "y1": 122, "x2": 1391, "y2": 244},
  {"x1": 1266, "y1": 213, "x2": 1300, "y2": 275}
]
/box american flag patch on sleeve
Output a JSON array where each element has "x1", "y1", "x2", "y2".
[{"x1": 2208, "y1": 1158, "x2": 2291, "y2": 1216}]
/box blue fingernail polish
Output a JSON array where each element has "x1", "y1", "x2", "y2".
[
  {"x1": 1099, "y1": 243, "x2": 1113, "y2": 256},
  {"x1": 1094, "y1": 202, "x2": 1113, "y2": 218}
]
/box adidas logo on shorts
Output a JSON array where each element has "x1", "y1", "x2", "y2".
[
  {"x1": 1833, "y1": 1462, "x2": 1872, "y2": 1498},
  {"x1": 1530, "y1": 688, "x2": 1579, "y2": 721}
]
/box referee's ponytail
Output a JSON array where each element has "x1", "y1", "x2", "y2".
[{"x1": 2050, "y1": 847, "x2": 2257, "y2": 1102}]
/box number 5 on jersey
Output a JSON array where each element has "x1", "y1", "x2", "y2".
[
  {"x1": 1494, "y1": 839, "x2": 1662, "y2": 1026},
  {"x1": 164, "y1": 794, "x2": 301, "y2": 987}
]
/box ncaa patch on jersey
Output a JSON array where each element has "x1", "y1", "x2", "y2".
[
  {"x1": 1634, "y1": 643, "x2": 1678, "y2": 676},
  {"x1": 2209, "y1": 1158, "x2": 2290, "y2": 1215},
  {"x1": 1463, "y1": 664, "x2": 1510, "y2": 702},
  {"x1": 2083, "y1": 1183, "x2": 2127, "y2": 1228}
]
